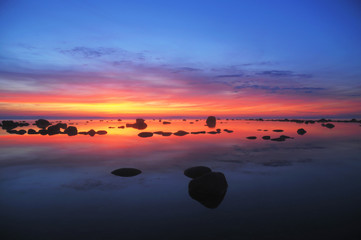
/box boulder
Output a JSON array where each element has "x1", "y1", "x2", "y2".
[
  {"x1": 28, "y1": 129, "x2": 38, "y2": 134},
  {"x1": 126, "y1": 119, "x2": 147, "y2": 130},
  {"x1": 64, "y1": 126, "x2": 78, "y2": 136},
  {"x1": 111, "y1": 168, "x2": 142, "y2": 177},
  {"x1": 47, "y1": 125, "x2": 61, "y2": 135},
  {"x1": 184, "y1": 166, "x2": 212, "y2": 179},
  {"x1": 138, "y1": 132, "x2": 153, "y2": 138},
  {"x1": 174, "y1": 130, "x2": 189, "y2": 136},
  {"x1": 188, "y1": 172, "x2": 228, "y2": 209},
  {"x1": 206, "y1": 116, "x2": 216, "y2": 128},
  {"x1": 55, "y1": 123, "x2": 67, "y2": 129},
  {"x1": 297, "y1": 128, "x2": 307, "y2": 135},
  {"x1": 1, "y1": 120, "x2": 19, "y2": 130},
  {"x1": 88, "y1": 129, "x2": 96, "y2": 136},
  {"x1": 35, "y1": 119, "x2": 51, "y2": 129}
]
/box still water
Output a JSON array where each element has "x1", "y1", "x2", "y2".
[{"x1": 1, "y1": 119, "x2": 361, "y2": 239}]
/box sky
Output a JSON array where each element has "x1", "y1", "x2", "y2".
[{"x1": 1, "y1": 0, "x2": 361, "y2": 118}]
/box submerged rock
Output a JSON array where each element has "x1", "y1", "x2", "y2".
[
  {"x1": 153, "y1": 131, "x2": 164, "y2": 135},
  {"x1": 174, "y1": 130, "x2": 189, "y2": 136},
  {"x1": 162, "y1": 121, "x2": 171, "y2": 124},
  {"x1": 188, "y1": 172, "x2": 228, "y2": 209},
  {"x1": 271, "y1": 135, "x2": 292, "y2": 142},
  {"x1": 262, "y1": 136, "x2": 271, "y2": 140},
  {"x1": 223, "y1": 129, "x2": 233, "y2": 133},
  {"x1": 206, "y1": 116, "x2": 216, "y2": 128},
  {"x1": 138, "y1": 132, "x2": 153, "y2": 138},
  {"x1": 322, "y1": 123, "x2": 335, "y2": 129},
  {"x1": 273, "y1": 129, "x2": 284, "y2": 132},
  {"x1": 297, "y1": 128, "x2": 307, "y2": 135},
  {"x1": 184, "y1": 166, "x2": 212, "y2": 179},
  {"x1": 191, "y1": 131, "x2": 206, "y2": 134},
  {"x1": 111, "y1": 168, "x2": 142, "y2": 177},
  {"x1": 35, "y1": 119, "x2": 51, "y2": 129},
  {"x1": 97, "y1": 130, "x2": 107, "y2": 135},
  {"x1": 64, "y1": 126, "x2": 78, "y2": 136},
  {"x1": 161, "y1": 132, "x2": 172, "y2": 136}
]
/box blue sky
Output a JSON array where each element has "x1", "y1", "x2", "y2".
[{"x1": 0, "y1": 0, "x2": 361, "y2": 117}]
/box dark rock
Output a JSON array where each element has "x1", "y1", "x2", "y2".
[
  {"x1": 161, "y1": 132, "x2": 172, "y2": 136},
  {"x1": 111, "y1": 168, "x2": 142, "y2": 177},
  {"x1": 270, "y1": 135, "x2": 292, "y2": 142},
  {"x1": 273, "y1": 129, "x2": 284, "y2": 132},
  {"x1": 223, "y1": 129, "x2": 233, "y2": 133},
  {"x1": 97, "y1": 130, "x2": 107, "y2": 135},
  {"x1": 88, "y1": 129, "x2": 96, "y2": 136},
  {"x1": 1, "y1": 120, "x2": 19, "y2": 130},
  {"x1": 163, "y1": 121, "x2": 171, "y2": 124},
  {"x1": 191, "y1": 131, "x2": 206, "y2": 134},
  {"x1": 138, "y1": 132, "x2": 153, "y2": 138},
  {"x1": 39, "y1": 129, "x2": 48, "y2": 135},
  {"x1": 35, "y1": 119, "x2": 51, "y2": 129},
  {"x1": 118, "y1": 126, "x2": 125, "y2": 129},
  {"x1": 126, "y1": 119, "x2": 147, "y2": 130},
  {"x1": 55, "y1": 123, "x2": 67, "y2": 129},
  {"x1": 262, "y1": 136, "x2": 271, "y2": 140},
  {"x1": 64, "y1": 126, "x2": 78, "y2": 136},
  {"x1": 78, "y1": 131, "x2": 88, "y2": 135},
  {"x1": 206, "y1": 116, "x2": 216, "y2": 128},
  {"x1": 246, "y1": 136, "x2": 257, "y2": 139},
  {"x1": 297, "y1": 128, "x2": 307, "y2": 135},
  {"x1": 17, "y1": 130, "x2": 26, "y2": 135},
  {"x1": 184, "y1": 166, "x2": 212, "y2": 179},
  {"x1": 188, "y1": 172, "x2": 228, "y2": 209},
  {"x1": 322, "y1": 123, "x2": 335, "y2": 129},
  {"x1": 208, "y1": 131, "x2": 219, "y2": 134},
  {"x1": 47, "y1": 125, "x2": 61, "y2": 135},
  {"x1": 28, "y1": 129, "x2": 38, "y2": 134},
  {"x1": 153, "y1": 131, "x2": 164, "y2": 135},
  {"x1": 174, "y1": 130, "x2": 189, "y2": 136}
]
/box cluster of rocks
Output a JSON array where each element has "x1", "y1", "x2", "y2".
[
  {"x1": 137, "y1": 128, "x2": 234, "y2": 138},
  {"x1": 1, "y1": 120, "x2": 29, "y2": 131}
]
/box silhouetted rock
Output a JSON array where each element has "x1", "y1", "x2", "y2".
[
  {"x1": 162, "y1": 132, "x2": 172, "y2": 136},
  {"x1": 188, "y1": 172, "x2": 228, "y2": 209},
  {"x1": 48, "y1": 125, "x2": 61, "y2": 135},
  {"x1": 55, "y1": 123, "x2": 67, "y2": 129},
  {"x1": 246, "y1": 136, "x2": 257, "y2": 139},
  {"x1": 78, "y1": 131, "x2": 88, "y2": 135},
  {"x1": 262, "y1": 136, "x2": 271, "y2": 140},
  {"x1": 174, "y1": 130, "x2": 189, "y2": 136},
  {"x1": 273, "y1": 129, "x2": 284, "y2": 132},
  {"x1": 97, "y1": 130, "x2": 107, "y2": 135},
  {"x1": 191, "y1": 131, "x2": 206, "y2": 134},
  {"x1": 64, "y1": 126, "x2": 78, "y2": 136},
  {"x1": 28, "y1": 129, "x2": 38, "y2": 134},
  {"x1": 126, "y1": 119, "x2": 147, "y2": 130},
  {"x1": 35, "y1": 119, "x2": 51, "y2": 129},
  {"x1": 153, "y1": 131, "x2": 164, "y2": 135},
  {"x1": 138, "y1": 132, "x2": 153, "y2": 138},
  {"x1": 208, "y1": 131, "x2": 219, "y2": 134},
  {"x1": 111, "y1": 168, "x2": 142, "y2": 177},
  {"x1": 271, "y1": 135, "x2": 292, "y2": 142},
  {"x1": 118, "y1": 126, "x2": 125, "y2": 129},
  {"x1": 297, "y1": 128, "x2": 307, "y2": 135},
  {"x1": 108, "y1": 126, "x2": 115, "y2": 129},
  {"x1": 184, "y1": 166, "x2": 212, "y2": 179},
  {"x1": 17, "y1": 130, "x2": 26, "y2": 135},
  {"x1": 39, "y1": 129, "x2": 48, "y2": 135},
  {"x1": 223, "y1": 129, "x2": 233, "y2": 133},
  {"x1": 1, "y1": 120, "x2": 18, "y2": 130},
  {"x1": 163, "y1": 121, "x2": 171, "y2": 124},
  {"x1": 206, "y1": 116, "x2": 216, "y2": 128},
  {"x1": 322, "y1": 123, "x2": 335, "y2": 129},
  {"x1": 88, "y1": 129, "x2": 96, "y2": 137}
]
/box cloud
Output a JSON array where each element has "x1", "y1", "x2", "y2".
[
  {"x1": 215, "y1": 74, "x2": 243, "y2": 78},
  {"x1": 60, "y1": 47, "x2": 118, "y2": 58},
  {"x1": 257, "y1": 70, "x2": 312, "y2": 78}
]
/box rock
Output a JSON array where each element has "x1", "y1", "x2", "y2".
[
  {"x1": 55, "y1": 123, "x2": 67, "y2": 129},
  {"x1": 47, "y1": 125, "x2": 61, "y2": 135},
  {"x1": 188, "y1": 172, "x2": 228, "y2": 209},
  {"x1": 271, "y1": 135, "x2": 292, "y2": 142},
  {"x1": 216, "y1": 129, "x2": 221, "y2": 133},
  {"x1": 191, "y1": 131, "x2": 206, "y2": 134},
  {"x1": 88, "y1": 129, "x2": 96, "y2": 136},
  {"x1": 35, "y1": 119, "x2": 51, "y2": 129},
  {"x1": 162, "y1": 132, "x2": 172, "y2": 136},
  {"x1": 184, "y1": 166, "x2": 212, "y2": 179},
  {"x1": 97, "y1": 130, "x2": 107, "y2": 135},
  {"x1": 246, "y1": 136, "x2": 257, "y2": 139},
  {"x1": 17, "y1": 130, "x2": 26, "y2": 135},
  {"x1": 223, "y1": 129, "x2": 233, "y2": 133},
  {"x1": 206, "y1": 116, "x2": 216, "y2": 128},
  {"x1": 297, "y1": 128, "x2": 307, "y2": 135},
  {"x1": 118, "y1": 126, "x2": 125, "y2": 129},
  {"x1": 28, "y1": 129, "x2": 38, "y2": 134},
  {"x1": 39, "y1": 129, "x2": 48, "y2": 135},
  {"x1": 273, "y1": 129, "x2": 284, "y2": 132},
  {"x1": 138, "y1": 132, "x2": 153, "y2": 138},
  {"x1": 153, "y1": 131, "x2": 164, "y2": 135},
  {"x1": 163, "y1": 121, "x2": 171, "y2": 124},
  {"x1": 208, "y1": 131, "x2": 219, "y2": 134},
  {"x1": 126, "y1": 119, "x2": 147, "y2": 130},
  {"x1": 262, "y1": 136, "x2": 271, "y2": 140},
  {"x1": 64, "y1": 126, "x2": 78, "y2": 136},
  {"x1": 174, "y1": 130, "x2": 189, "y2": 136},
  {"x1": 78, "y1": 132, "x2": 88, "y2": 135},
  {"x1": 111, "y1": 168, "x2": 142, "y2": 177},
  {"x1": 1, "y1": 120, "x2": 19, "y2": 130},
  {"x1": 322, "y1": 123, "x2": 335, "y2": 129}
]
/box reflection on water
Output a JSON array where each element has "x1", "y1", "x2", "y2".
[{"x1": 1, "y1": 118, "x2": 361, "y2": 239}]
